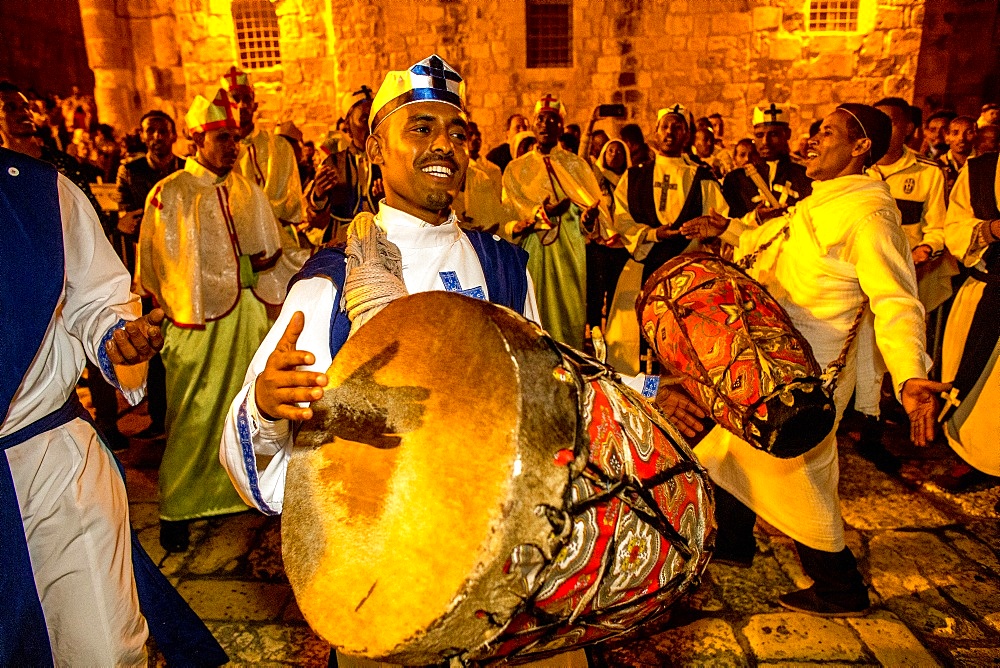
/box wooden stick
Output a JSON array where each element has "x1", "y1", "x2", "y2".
[{"x1": 746, "y1": 164, "x2": 781, "y2": 209}]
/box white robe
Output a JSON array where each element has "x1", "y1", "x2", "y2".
[
  {"x1": 220, "y1": 203, "x2": 540, "y2": 513},
  {"x1": 3, "y1": 174, "x2": 148, "y2": 666},
  {"x1": 941, "y1": 161, "x2": 1000, "y2": 476},
  {"x1": 698, "y1": 175, "x2": 928, "y2": 551},
  {"x1": 237, "y1": 126, "x2": 305, "y2": 225},
  {"x1": 455, "y1": 160, "x2": 515, "y2": 238},
  {"x1": 605, "y1": 154, "x2": 729, "y2": 375},
  {"x1": 137, "y1": 158, "x2": 305, "y2": 326}
]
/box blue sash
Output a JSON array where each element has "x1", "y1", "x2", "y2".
[
  {"x1": 0, "y1": 149, "x2": 63, "y2": 426},
  {"x1": 0, "y1": 150, "x2": 65, "y2": 666},
  {"x1": 0, "y1": 149, "x2": 227, "y2": 666},
  {"x1": 289, "y1": 229, "x2": 529, "y2": 359}
]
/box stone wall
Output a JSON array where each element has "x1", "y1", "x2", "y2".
[{"x1": 81, "y1": 0, "x2": 928, "y2": 149}]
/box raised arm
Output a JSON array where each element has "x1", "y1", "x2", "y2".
[
  {"x1": 220, "y1": 276, "x2": 335, "y2": 513},
  {"x1": 59, "y1": 174, "x2": 152, "y2": 404}
]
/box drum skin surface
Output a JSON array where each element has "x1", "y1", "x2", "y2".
[
  {"x1": 286, "y1": 291, "x2": 714, "y2": 665},
  {"x1": 637, "y1": 252, "x2": 835, "y2": 458}
]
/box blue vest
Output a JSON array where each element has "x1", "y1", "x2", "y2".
[
  {"x1": 289, "y1": 228, "x2": 530, "y2": 359},
  {"x1": 0, "y1": 149, "x2": 227, "y2": 666}
]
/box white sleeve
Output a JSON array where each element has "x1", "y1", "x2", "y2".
[
  {"x1": 612, "y1": 171, "x2": 655, "y2": 261},
  {"x1": 945, "y1": 167, "x2": 991, "y2": 267},
  {"x1": 848, "y1": 211, "x2": 929, "y2": 392},
  {"x1": 919, "y1": 168, "x2": 948, "y2": 254},
  {"x1": 59, "y1": 174, "x2": 146, "y2": 405},
  {"x1": 702, "y1": 179, "x2": 730, "y2": 217},
  {"x1": 522, "y1": 269, "x2": 541, "y2": 325},
  {"x1": 220, "y1": 276, "x2": 336, "y2": 514},
  {"x1": 620, "y1": 373, "x2": 660, "y2": 398}
]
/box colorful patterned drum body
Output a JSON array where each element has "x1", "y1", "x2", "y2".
[
  {"x1": 637, "y1": 252, "x2": 835, "y2": 458},
  {"x1": 285, "y1": 291, "x2": 714, "y2": 665}
]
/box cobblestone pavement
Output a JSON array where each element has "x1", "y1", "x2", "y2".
[{"x1": 108, "y1": 399, "x2": 1000, "y2": 667}]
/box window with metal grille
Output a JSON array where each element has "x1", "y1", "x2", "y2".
[
  {"x1": 526, "y1": 0, "x2": 573, "y2": 68},
  {"x1": 233, "y1": 0, "x2": 282, "y2": 70},
  {"x1": 807, "y1": 0, "x2": 860, "y2": 32}
]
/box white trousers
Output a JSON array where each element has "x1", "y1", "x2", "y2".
[{"x1": 6, "y1": 417, "x2": 148, "y2": 666}]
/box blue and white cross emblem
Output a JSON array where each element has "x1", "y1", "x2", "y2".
[{"x1": 439, "y1": 271, "x2": 486, "y2": 300}]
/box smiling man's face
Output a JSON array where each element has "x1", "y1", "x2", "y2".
[
  {"x1": 804, "y1": 110, "x2": 869, "y2": 181},
  {"x1": 369, "y1": 101, "x2": 469, "y2": 224}
]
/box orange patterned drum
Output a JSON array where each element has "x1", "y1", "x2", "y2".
[{"x1": 637, "y1": 251, "x2": 836, "y2": 458}]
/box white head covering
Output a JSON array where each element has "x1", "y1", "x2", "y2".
[{"x1": 752, "y1": 103, "x2": 790, "y2": 127}]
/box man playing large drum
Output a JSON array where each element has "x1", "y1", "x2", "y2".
[
  {"x1": 681, "y1": 104, "x2": 950, "y2": 616},
  {"x1": 218, "y1": 55, "x2": 623, "y2": 667}
]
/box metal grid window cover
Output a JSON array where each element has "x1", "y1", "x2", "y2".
[
  {"x1": 808, "y1": 0, "x2": 860, "y2": 32},
  {"x1": 233, "y1": 0, "x2": 282, "y2": 69},
  {"x1": 526, "y1": 0, "x2": 573, "y2": 68}
]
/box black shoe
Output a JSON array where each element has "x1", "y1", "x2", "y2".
[
  {"x1": 159, "y1": 520, "x2": 190, "y2": 553},
  {"x1": 778, "y1": 585, "x2": 869, "y2": 617},
  {"x1": 711, "y1": 548, "x2": 754, "y2": 568},
  {"x1": 855, "y1": 416, "x2": 900, "y2": 474}
]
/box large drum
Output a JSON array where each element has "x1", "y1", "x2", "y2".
[
  {"x1": 285, "y1": 291, "x2": 714, "y2": 665},
  {"x1": 637, "y1": 252, "x2": 835, "y2": 458}
]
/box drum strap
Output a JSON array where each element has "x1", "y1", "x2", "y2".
[
  {"x1": 819, "y1": 299, "x2": 869, "y2": 393},
  {"x1": 737, "y1": 213, "x2": 868, "y2": 395}
]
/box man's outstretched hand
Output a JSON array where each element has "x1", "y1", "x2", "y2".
[
  {"x1": 105, "y1": 308, "x2": 165, "y2": 365},
  {"x1": 901, "y1": 378, "x2": 951, "y2": 447},
  {"x1": 255, "y1": 311, "x2": 327, "y2": 421},
  {"x1": 680, "y1": 208, "x2": 729, "y2": 240}
]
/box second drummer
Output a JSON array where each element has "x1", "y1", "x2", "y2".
[{"x1": 681, "y1": 104, "x2": 949, "y2": 616}]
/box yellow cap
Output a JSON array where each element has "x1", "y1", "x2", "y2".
[
  {"x1": 220, "y1": 66, "x2": 252, "y2": 92},
  {"x1": 370, "y1": 54, "x2": 465, "y2": 131},
  {"x1": 753, "y1": 103, "x2": 789, "y2": 126},
  {"x1": 657, "y1": 103, "x2": 689, "y2": 122},
  {"x1": 185, "y1": 89, "x2": 238, "y2": 133},
  {"x1": 533, "y1": 93, "x2": 567, "y2": 120}
]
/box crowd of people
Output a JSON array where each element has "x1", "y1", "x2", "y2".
[{"x1": 2, "y1": 53, "x2": 999, "y2": 667}]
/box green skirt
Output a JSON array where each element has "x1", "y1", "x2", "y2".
[
  {"x1": 159, "y1": 290, "x2": 270, "y2": 521},
  {"x1": 522, "y1": 207, "x2": 587, "y2": 350}
]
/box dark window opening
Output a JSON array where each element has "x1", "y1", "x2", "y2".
[
  {"x1": 526, "y1": 0, "x2": 573, "y2": 68},
  {"x1": 233, "y1": 0, "x2": 282, "y2": 69}
]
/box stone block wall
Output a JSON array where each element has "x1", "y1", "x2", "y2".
[{"x1": 81, "y1": 0, "x2": 927, "y2": 149}]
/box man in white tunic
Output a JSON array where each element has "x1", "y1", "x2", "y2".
[
  {"x1": 503, "y1": 94, "x2": 609, "y2": 350},
  {"x1": 940, "y1": 149, "x2": 1000, "y2": 481},
  {"x1": 138, "y1": 89, "x2": 302, "y2": 552},
  {"x1": 605, "y1": 103, "x2": 729, "y2": 375},
  {"x1": 681, "y1": 104, "x2": 948, "y2": 616},
  {"x1": 219, "y1": 55, "x2": 601, "y2": 668},
  {"x1": 222, "y1": 67, "x2": 305, "y2": 232},
  {"x1": 0, "y1": 147, "x2": 225, "y2": 666}
]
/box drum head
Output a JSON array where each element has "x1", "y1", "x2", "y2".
[{"x1": 284, "y1": 291, "x2": 569, "y2": 661}]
